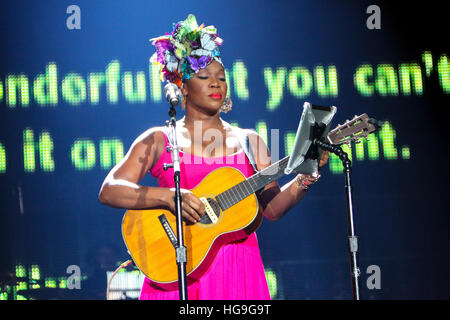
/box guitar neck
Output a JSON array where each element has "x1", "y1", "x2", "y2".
[
  {"x1": 216, "y1": 155, "x2": 291, "y2": 210},
  {"x1": 214, "y1": 112, "x2": 375, "y2": 211}
]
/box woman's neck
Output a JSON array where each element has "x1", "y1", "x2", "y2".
[{"x1": 182, "y1": 109, "x2": 223, "y2": 131}]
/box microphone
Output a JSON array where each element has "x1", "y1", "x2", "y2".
[{"x1": 164, "y1": 82, "x2": 181, "y2": 106}]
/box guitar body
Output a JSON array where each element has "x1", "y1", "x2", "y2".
[{"x1": 121, "y1": 166, "x2": 262, "y2": 284}]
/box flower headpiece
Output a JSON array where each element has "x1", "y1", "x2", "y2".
[{"x1": 149, "y1": 14, "x2": 223, "y2": 88}]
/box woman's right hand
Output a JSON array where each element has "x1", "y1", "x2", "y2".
[{"x1": 166, "y1": 188, "x2": 206, "y2": 224}]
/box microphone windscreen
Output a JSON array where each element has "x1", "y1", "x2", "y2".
[{"x1": 164, "y1": 83, "x2": 180, "y2": 106}]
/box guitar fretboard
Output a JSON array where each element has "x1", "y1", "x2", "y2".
[{"x1": 215, "y1": 156, "x2": 290, "y2": 210}]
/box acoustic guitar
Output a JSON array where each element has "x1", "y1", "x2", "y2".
[{"x1": 121, "y1": 114, "x2": 377, "y2": 284}]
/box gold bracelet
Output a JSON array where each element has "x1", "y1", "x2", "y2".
[{"x1": 295, "y1": 173, "x2": 321, "y2": 190}]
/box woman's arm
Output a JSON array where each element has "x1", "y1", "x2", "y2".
[
  {"x1": 98, "y1": 128, "x2": 172, "y2": 209},
  {"x1": 248, "y1": 131, "x2": 328, "y2": 221},
  {"x1": 98, "y1": 128, "x2": 205, "y2": 223}
]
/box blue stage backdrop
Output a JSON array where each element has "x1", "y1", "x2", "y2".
[{"x1": 0, "y1": 1, "x2": 449, "y2": 299}]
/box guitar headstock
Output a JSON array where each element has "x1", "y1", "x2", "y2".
[{"x1": 327, "y1": 113, "x2": 378, "y2": 145}]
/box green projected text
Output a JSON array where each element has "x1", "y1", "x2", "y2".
[
  {"x1": 12, "y1": 128, "x2": 124, "y2": 173},
  {"x1": 2, "y1": 51, "x2": 443, "y2": 176},
  {"x1": 1, "y1": 51, "x2": 448, "y2": 110},
  {"x1": 0, "y1": 120, "x2": 406, "y2": 175}
]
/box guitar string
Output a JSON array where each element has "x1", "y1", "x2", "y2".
[{"x1": 216, "y1": 156, "x2": 290, "y2": 211}]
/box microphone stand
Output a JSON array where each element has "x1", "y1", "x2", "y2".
[
  {"x1": 314, "y1": 138, "x2": 361, "y2": 300},
  {"x1": 164, "y1": 103, "x2": 188, "y2": 300}
]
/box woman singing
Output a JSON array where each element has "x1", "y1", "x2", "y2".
[{"x1": 98, "y1": 14, "x2": 328, "y2": 300}]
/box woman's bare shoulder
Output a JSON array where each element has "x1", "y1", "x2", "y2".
[
  {"x1": 131, "y1": 126, "x2": 167, "y2": 148},
  {"x1": 112, "y1": 126, "x2": 168, "y2": 176}
]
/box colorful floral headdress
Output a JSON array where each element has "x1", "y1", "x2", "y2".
[{"x1": 149, "y1": 14, "x2": 223, "y2": 88}]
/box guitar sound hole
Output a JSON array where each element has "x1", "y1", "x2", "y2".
[{"x1": 199, "y1": 198, "x2": 221, "y2": 225}]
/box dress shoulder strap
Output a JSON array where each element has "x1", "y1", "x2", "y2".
[
  {"x1": 235, "y1": 127, "x2": 258, "y2": 173},
  {"x1": 158, "y1": 125, "x2": 174, "y2": 146}
]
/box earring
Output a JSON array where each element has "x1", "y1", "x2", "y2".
[
  {"x1": 220, "y1": 97, "x2": 232, "y2": 113},
  {"x1": 181, "y1": 95, "x2": 187, "y2": 110}
]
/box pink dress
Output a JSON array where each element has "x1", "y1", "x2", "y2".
[{"x1": 139, "y1": 130, "x2": 271, "y2": 300}]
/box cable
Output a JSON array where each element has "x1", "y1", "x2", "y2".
[{"x1": 105, "y1": 259, "x2": 133, "y2": 300}]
